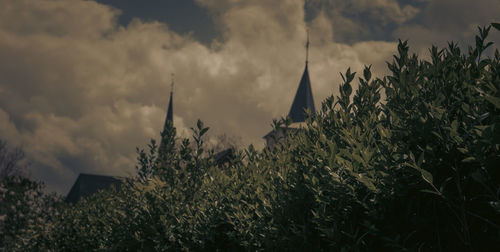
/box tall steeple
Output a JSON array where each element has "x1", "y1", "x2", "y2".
[
  {"x1": 158, "y1": 74, "x2": 176, "y2": 172},
  {"x1": 163, "y1": 74, "x2": 174, "y2": 131},
  {"x1": 305, "y1": 28, "x2": 310, "y2": 66},
  {"x1": 287, "y1": 30, "x2": 315, "y2": 122}
]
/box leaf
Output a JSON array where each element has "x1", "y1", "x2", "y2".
[
  {"x1": 457, "y1": 148, "x2": 468, "y2": 154},
  {"x1": 363, "y1": 66, "x2": 372, "y2": 81},
  {"x1": 489, "y1": 201, "x2": 500, "y2": 212},
  {"x1": 352, "y1": 153, "x2": 365, "y2": 165},
  {"x1": 409, "y1": 152, "x2": 415, "y2": 162},
  {"x1": 451, "y1": 120, "x2": 459, "y2": 133},
  {"x1": 484, "y1": 41, "x2": 494, "y2": 51},
  {"x1": 471, "y1": 170, "x2": 486, "y2": 184},
  {"x1": 420, "y1": 189, "x2": 440, "y2": 196},
  {"x1": 462, "y1": 157, "x2": 476, "y2": 163},
  {"x1": 358, "y1": 175, "x2": 376, "y2": 191},
  {"x1": 376, "y1": 124, "x2": 390, "y2": 138},
  {"x1": 200, "y1": 127, "x2": 209, "y2": 137},
  {"x1": 440, "y1": 177, "x2": 453, "y2": 194},
  {"x1": 484, "y1": 94, "x2": 500, "y2": 109},
  {"x1": 420, "y1": 168, "x2": 433, "y2": 184},
  {"x1": 311, "y1": 176, "x2": 319, "y2": 186},
  {"x1": 475, "y1": 35, "x2": 482, "y2": 49},
  {"x1": 492, "y1": 22, "x2": 500, "y2": 31},
  {"x1": 196, "y1": 119, "x2": 204, "y2": 130},
  {"x1": 344, "y1": 82, "x2": 352, "y2": 96}
]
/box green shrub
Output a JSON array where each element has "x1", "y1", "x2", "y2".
[
  {"x1": 6, "y1": 24, "x2": 500, "y2": 251},
  {"x1": 0, "y1": 141, "x2": 61, "y2": 251}
]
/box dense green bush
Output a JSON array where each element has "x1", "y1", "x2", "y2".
[
  {"x1": 0, "y1": 141, "x2": 60, "y2": 250},
  {"x1": 6, "y1": 24, "x2": 500, "y2": 251}
]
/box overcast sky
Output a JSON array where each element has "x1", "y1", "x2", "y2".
[{"x1": 0, "y1": 0, "x2": 499, "y2": 194}]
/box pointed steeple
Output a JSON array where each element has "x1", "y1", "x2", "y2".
[
  {"x1": 287, "y1": 31, "x2": 315, "y2": 122},
  {"x1": 158, "y1": 74, "x2": 176, "y2": 171},
  {"x1": 163, "y1": 74, "x2": 174, "y2": 131},
  {"x1": 305, "y1": 28, "x2": 310, "y2": 66}
]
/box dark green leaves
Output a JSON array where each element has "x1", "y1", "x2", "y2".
[
  {"x1": 492, "y1": 22, "x2": 500, "y2": 31},
  {"x1": 484, "y1": 94, "x2": 500, "y2": 109},
  {"x1": 8, "y1": 22, "x2": 500, "y2": 252}
]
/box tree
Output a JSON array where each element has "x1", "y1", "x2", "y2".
[
  {"x1": 0, "y1": 140, "x2": 25, "y2": 179},
  {"x1": 0, "y1": 140, "x2": 60, "y2": 250}
]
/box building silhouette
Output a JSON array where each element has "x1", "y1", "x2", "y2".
[
  {"x1": 65, "y1": 35, "x2": 315, "y2": 203},
  {"x1": 65, "y1": 173, "x2": 122, "y2": 203},
  {"x1": 66, "y1": 78, "x2": 177, "y2": 203},
  {"x1": 264, "y1": 32, "x2": 315, "y2": 149}
]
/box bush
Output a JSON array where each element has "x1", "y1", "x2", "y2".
[
  {"x1": 0, "y1": 141, "x2": 60, "y2": 250},
  {"x1": 6, "y1": 24, "x2": 500, "y2": 251}
]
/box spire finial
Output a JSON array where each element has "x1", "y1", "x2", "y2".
[
  {"x1": 306, "y1": 28, "x2": 310, "y2": 66},
  {"x1": 170, "y1": 73, "x2": 175, "y2": 93},
  {"x1": 164, "y1": 73, "x2": 174, "y2": 126}
]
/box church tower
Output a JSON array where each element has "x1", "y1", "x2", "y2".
[
  {"x1": 163, "y1": 79, "x2": 174, "y2": 129},
  {"x1": 264, "y1": 31, "x2": 316, "y2": 149},
  {"x1": 287, "y1": 43, "x2": 316, "y2": 121},
  {"x1": 160, "y1": 74, "x2": 175, "y2": 151}
]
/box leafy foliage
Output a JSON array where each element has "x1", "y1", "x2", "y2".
[
  {"x1": 5, "y1": 24, "x2": 500, "y2": 251},
  {"x1": 0, "y1": 141, "x2": 60, "y2": 250}
]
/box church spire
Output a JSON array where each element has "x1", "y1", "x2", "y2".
[
  {"x1": 305, "y1": 28, "x2": 310, "y2": 66},
  {"x1": 158, "y1": 74, "x2": 176, "y2": 169},
  {"x1": 163, "y1": 74, "x2": 174, "y2": 131},
  {"x1": 287, "y1": 31, "x2": 316, "y2": 123}
]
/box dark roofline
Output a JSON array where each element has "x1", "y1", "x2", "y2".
[
  {"x1": 164, "y1": 90, "x2": 173, "y2": 129},
  {"x1": 287, "y1": 64, "x2": 316, "y2": 123},
  {"x1": 65, "y1": 173, "x2": 124, "y2": 204}
]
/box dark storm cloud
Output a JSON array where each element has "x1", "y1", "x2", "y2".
[
  {"x1": 305, "y1": 0, "x2": 421, "y2": 43},
  {"x1": 95, "y1": 0, "x2": 218, "y2": 45},
  {"x1": 304, "y1": 0, "x2": 499, "y2": 53},
  {"x1": 394, "y1": 0, "x2": 500, "y2": 54}
]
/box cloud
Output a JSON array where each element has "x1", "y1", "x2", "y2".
[
  {"x1": 0, "y1": 109, "x2": 22, "y2": 146},
  {"x1": 305, "y1": 0, "x2": 421, "y2": 43},
  {"x1": 0, "y1": 0, "x2": 396, "y2": 193},
  {"x1": 394, "y1": 0, "x2": 500, "y2": 55},
  {"x1": 303, "y1": 0, "x2": 500, "y2": 62}
]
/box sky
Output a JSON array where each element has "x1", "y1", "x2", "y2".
[{"x1": 0, "y1": 0, "x2": 499, "y2": 194}]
